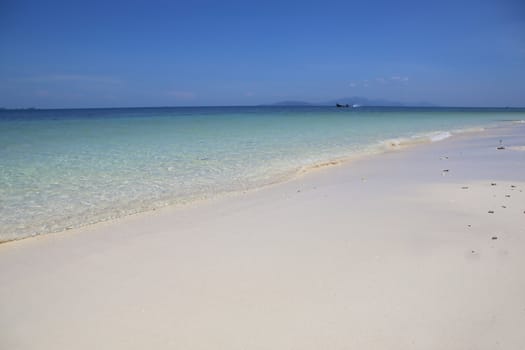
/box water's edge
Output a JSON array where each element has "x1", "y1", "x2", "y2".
[{"x1": 0, "y1": 122, "x2": 500, "y2": 244}]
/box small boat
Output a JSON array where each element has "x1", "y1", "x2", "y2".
[{"x1": 336, "y1": 103, "x2": 349, "y2": 108}]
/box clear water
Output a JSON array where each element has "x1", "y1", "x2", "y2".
[{"x1": 1, "y1": 106, "x2": 524, "y2": 241}]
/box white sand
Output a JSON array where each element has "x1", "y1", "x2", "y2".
[{"x1": 1, "y1": 124, "x2": 524, "y2": 350}]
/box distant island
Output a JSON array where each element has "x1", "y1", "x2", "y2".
[{"x1": 264, "y1": 97, "x2": 436, "y2": 107}]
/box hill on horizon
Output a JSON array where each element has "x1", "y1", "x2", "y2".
[{"x1": 266, "y1": 97, "x2": 436, "y2": 107}]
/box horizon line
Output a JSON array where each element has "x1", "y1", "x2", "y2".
[{"x1": 2, "y1": 104, "x2": 525, "y2": 111}]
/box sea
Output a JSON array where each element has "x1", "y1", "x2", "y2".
[{"x1": 1, "y1": 106, "x2": 524, "y2": 242}]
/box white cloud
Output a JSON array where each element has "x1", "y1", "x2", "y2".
[{"x1": 390, "y1": 76, "x2": 409, "y2": 82}]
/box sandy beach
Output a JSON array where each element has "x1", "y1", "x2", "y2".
[{"x1": 1, "y1": 123, "x2": 524, "y2": 350}]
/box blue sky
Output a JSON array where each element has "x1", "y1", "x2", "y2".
[{"x1": 1, "y1": 0, "x2": 524, "y2": 108}]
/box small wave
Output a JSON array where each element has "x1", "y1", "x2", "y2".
[
  {"x1": 381, "y1": 131, "x2": 452, "y2": 151},
  {"x1": 452, "y1": 126, "x2": 486, "y2": 134},
  {"x1": 428, "y1": 131, "x2": 452, "y2": 142}
]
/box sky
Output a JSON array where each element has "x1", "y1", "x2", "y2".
[{"x1": 0, "y1": 0, "x2": 524, "y2": 108}]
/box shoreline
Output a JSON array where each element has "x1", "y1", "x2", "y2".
[
  {"x1": 1, "y1": 122, "x2": 524, "y2": 349},
  {"x1": 0, "y1": 122, "x2": 504, "y2": 244}
]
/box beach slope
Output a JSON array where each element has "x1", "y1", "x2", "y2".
[{"x1": 1, "y1": 124, "x2": 524, "y2": 350}]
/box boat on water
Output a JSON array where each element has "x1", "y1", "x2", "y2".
[{"x1": 335, "y1": 103, "x2": 362, "y2": 108}]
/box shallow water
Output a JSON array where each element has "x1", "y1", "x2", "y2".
[{"x1": 1, "y1": 106, "x2": 524, "y2": 241}]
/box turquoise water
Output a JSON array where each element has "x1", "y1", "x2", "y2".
[{"x1": 1, "y1": 106, "x2": 524, "y2": 241}]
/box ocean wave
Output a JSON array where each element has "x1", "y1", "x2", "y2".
[
  {"x1": 452, "y1": 126, "x2": 486, "y2": 133},
  {"x1": 381, "y1": 131, "x2": 450, "y2": 150},
  {"x1": 380, "y1": 126, "x2": 489, "y2": 151}
]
